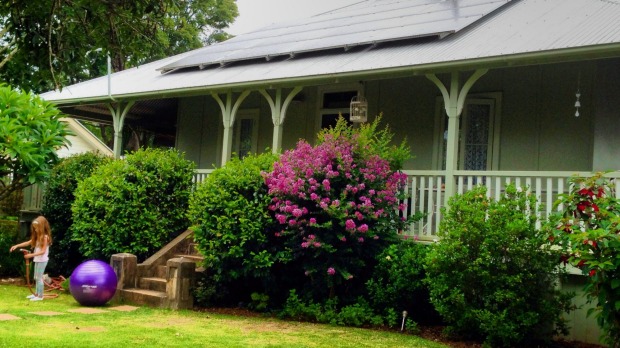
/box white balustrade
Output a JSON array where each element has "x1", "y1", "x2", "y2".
[{"x1": 401, "y1": 170, "x2": 620, "y2": 241}]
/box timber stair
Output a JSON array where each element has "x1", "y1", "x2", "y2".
[{"x1": 114, "y1": 231, "x2": 203, "y2": 309}]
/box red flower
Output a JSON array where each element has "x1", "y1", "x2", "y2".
[
  {"x1": 578, "y1": 188, "x2": 594, "y2": 198},
  {"x1": 589, "y1": 269, "x2": 597, "y2": 277},
  {"x1": 577, "y1": 201, "x2": 589, "y2": 212},
  {"x1": 577, "y1": 259, "x2": 586, "y2": 268},
  {"x1": 577, "y1": 201, "x2": 599, "y2": 213}
]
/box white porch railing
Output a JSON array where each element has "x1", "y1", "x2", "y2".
[
  {"x1": 192, "y1": 169, "x2": 215, "y2": 186},
  {"x1": 191, "y1": 168, "x2": 620, "y2": 241},
  {"x1": 401, "y1": 170, "x2": 620, "y2": 241}
]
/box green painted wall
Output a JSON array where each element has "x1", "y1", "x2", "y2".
[
  {"x1": 175, "y1": 58, "x2": 618, "y2": 173},
  {"x1": 593, "y1": 59, "x2": 620, "y2": 171}
]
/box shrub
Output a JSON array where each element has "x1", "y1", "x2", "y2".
[
  {"x1": 366, "y1": 241, "x2": 439, "y2": 326},
  {"x1": 545, "y1": 173, "x2": 620, "y2": 346},
  {"x1": 425, "y1": 185, "x2": 573, "y2": 347},
  {"x1": 263, "y1": 116, "x2": 414, "y2": 302},
  {"x1": 0, "y1": 220, "x2": 21, "y2": 277},
  {"x1": 189, "y1": 152, "x2": 282, "y2": 306},
  {"x1": 0, "y1": 189, "x2": 23, "y2": 217},
  {"x1": 278, "y1": 290, "x2": 385, "y2": 328},
  {"x1": 41, "y1": 152, "x2": 111, "y2": 276},
  {"x1": 71, "y1": 148, "x2": 194, "y2": 261}
]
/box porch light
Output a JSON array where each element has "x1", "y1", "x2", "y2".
[{"x1": 350, "y1": 95, "x2": 368, "y2": 123}]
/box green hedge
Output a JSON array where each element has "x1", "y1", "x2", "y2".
[
  {"x1": 41, "y1": 152, "x2": 112, "y2": 276},
  {"x1": 0, "y1": 220, "x2": 22, "y2": 277},
  {"x1": 425, "y1": 185, "x2": 573, "y2": 347},
  {"x1": 189, "y1": 152, "x2": 281, "y2": 306},
  {"x1": 71, "y1": 148, "x2": 195, "y2": 261}
]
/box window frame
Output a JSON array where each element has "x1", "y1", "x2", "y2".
[
  {"x1": 315, "y1": 84, "x2": 363, "y2": 133},
  {"x1": 233, "y1": 109, "x2": 260, "y2": 158}
]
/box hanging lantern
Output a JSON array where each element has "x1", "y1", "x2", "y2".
[{"x1": 350, "y1": 96, "x2": 368, "y2": 123}]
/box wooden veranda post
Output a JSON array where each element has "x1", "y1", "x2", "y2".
[
  {"x1": 426, "y1": 69, "x2": 488, "y2": 202},
  {"x1": 212, "y1": 90, "x2": 251, "y2": 165},
  {"x1": 107, "y1": 101, "x2": 135, "y2": 159},
  {"x1": 259, "y1": 86, "x2": 303, "y2": 153}
]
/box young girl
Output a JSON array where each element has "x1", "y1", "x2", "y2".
[{"x1": 9, "y1": 216, "x2": 52, "y2": 301}]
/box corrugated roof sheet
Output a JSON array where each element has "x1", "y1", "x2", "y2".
[
  {"x1": 159, "y1": 0, "x2": 511, "y2": 71},
  {"x1": 42, "y1": 0, "x2": 620, "y2": 104}
]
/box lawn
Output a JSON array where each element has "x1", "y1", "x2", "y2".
[{"x1": 0, "y1": 284, "x2": 447, "y2": 348}]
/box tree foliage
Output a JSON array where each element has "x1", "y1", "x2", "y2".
[
  {"x1": 0, "y1": 0, "x2": 238, "y2": 92},
  {"x1": 0, "y1": 84, "x2": 72, "y2": 201}
]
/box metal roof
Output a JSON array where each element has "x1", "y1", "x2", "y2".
[
  {"x1": 159, "y1": 0, "x2": 511, "y2": 72},
  {"x1": 42, "y1": 0, "x2": 620, "y2": 104}
]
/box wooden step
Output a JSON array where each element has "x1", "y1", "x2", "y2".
[
  {"x1": 155, "y1": 265, "x2": 167, "y2": 278},
  {"x1": 139, "y1": 277, "x2": 167, "y2": 292},
  {"x1": 174, "y1": 254, "x2": 204, "y2": 262},
  {"x1": 120, "y1": 288, "x2": 167, "y2": 308}
]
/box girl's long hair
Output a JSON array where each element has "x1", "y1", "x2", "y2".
[{"x1": 29, "y1": 216, "x2": 52, "y2": 247}]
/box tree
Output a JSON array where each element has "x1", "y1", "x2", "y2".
[
  {"x1": 0, "y1": 0, "x2": 238, "y2": 92},
  {"x1": 0, "y1": 84, "x2": 73, "y2": 201}
]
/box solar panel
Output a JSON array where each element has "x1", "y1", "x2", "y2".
[{"x1": 158, "y1": 0, "x2": 512, "y2": 72}]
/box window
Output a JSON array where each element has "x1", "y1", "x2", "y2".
[
  {"x1": 317, "y1": 85, "x2": 361, "y2": 131},
  {"x1": 233, "y1": 109, "x2": 259, "y2": 158},
  {"x1": 433, "y1": 93, "x2": 501, "y2": 170}
]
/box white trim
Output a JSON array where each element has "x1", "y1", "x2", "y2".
[{"x1": 61, "y1": 118, "x2": 113, "y2": 156}]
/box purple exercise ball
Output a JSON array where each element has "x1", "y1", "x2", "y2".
[{"x1": 70, "y1": 260, "x2": 118, "y2": 307}]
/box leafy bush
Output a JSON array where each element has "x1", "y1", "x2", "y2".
[
  {"x1": 189, "y1": 152, "x2": 282, "y2": 306},
  {"x1": 366, "y1": 241, "x2": 440, "y2": 326},
  {"x1": 0, "y1": 220, "x2": 21, "y2": 277},
  {"x1": 425, "y1": 185, "x2": 573, "y2": 347},
  {"x1": 0, "y1": 189, "x2": 23, "y2": 217},
  {"x1": 263, "y1": 116, "x2": 414, "y2": 302},
  {"x1": 41, "y1": 152, "x2": 111, "y2": 276},
  {"x1": 71, "y1": 148, "x2": 194, "y2": 261},
  {"x1": 546, "y1": 173, "x2": 620, "y2": 346},
  {"x1": 278, "y1": 290, "x2": 385, "y2": 328}
]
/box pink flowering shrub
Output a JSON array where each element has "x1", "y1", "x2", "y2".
[{"x1": 263, "y1": 116, "x2": 415, "y2": 300}]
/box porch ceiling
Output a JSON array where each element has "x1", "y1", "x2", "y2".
[
  {"x1": 60, "y1": 98, "x2": 178, "y2": 136},
  {"x1": 41, "y1": 0, "x2": 620, "y2": 105}
]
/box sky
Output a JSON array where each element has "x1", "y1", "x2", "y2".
[{"x1": 227, "y1": 0, "x2": 360, "y2": 35}]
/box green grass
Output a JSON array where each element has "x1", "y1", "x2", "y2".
[{"x1": 0, "y1": 285, "x2": 446, "y2": 348}]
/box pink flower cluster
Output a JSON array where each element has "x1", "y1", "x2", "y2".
[
  {"x1": 263, "y1": 132, "x2": 410, "y2": 286},
  {"x1": 264, "y1": 135, "x2": 407, "y2": 243}
]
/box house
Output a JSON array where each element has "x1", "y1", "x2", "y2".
[
  {"x1": 40, "y1": 0, "x2": 620, "y2": 342},
  {"x1": 21, "y1": 118, "x2": 112, "y2": 212}
]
